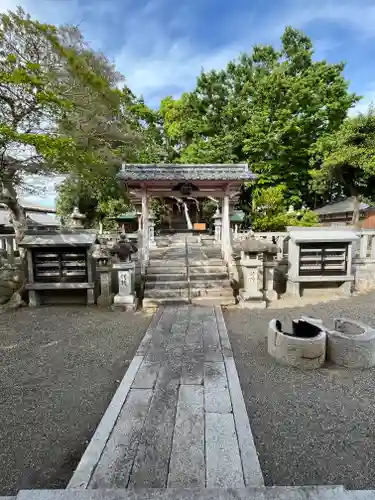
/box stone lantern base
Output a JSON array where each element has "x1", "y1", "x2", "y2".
[
  {"x1": 238, "y1": 289, "x2": 267, "y2": 309},
  {"x1": 238, "y1": 258, "x2": 266, "y2": 309}
]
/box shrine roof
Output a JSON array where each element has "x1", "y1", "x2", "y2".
[
  {"x1": 117, "y1": 163, "x2": 255, "y2": 182},
  {"x1": 19, "y1": 230, "x2": 97, "y2": 247}
]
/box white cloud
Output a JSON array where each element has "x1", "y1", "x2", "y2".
[
  {"x1": 3, "y1": 0, "x2": 375, "y2": 105},
  {"x1": 0, "y1": 0, "x2": 17, "y2": 10},
  {"x1": 3, "y1": 0, "x2": 375, "y2": 203},
  {"x1": 113, "y1": 0, "x2": 375, "y2": 106},
  {"x1": 116, "y1": 40, "x2": 241, "y2": 107},
  {"x1": 20, "y1": 174, "x2": 66, "y2": 209}
]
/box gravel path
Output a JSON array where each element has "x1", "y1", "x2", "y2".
[
  {"x1": 224, "y1": 292, "x2": 375, "y2": 490},
  {"x1": 0, "y1": 306, "x2": 152, "y2": 496}
]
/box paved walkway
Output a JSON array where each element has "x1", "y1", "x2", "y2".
[{"x1": 68, "y1": 306, "x2": 263, "y2": 490}]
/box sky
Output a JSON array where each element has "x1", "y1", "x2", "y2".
[{"x1": 1, "y1": 0, "x2": 375, "y2": 207}]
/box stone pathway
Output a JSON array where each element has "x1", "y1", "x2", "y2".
[{"x1": 68, "y1": 306, "x2": 263, "y2": 490}]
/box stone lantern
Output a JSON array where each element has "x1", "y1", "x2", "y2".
[
  {"x1": 70, "y1": 207, "x2": 86, "y2": 228},
  {"x1": 92, "y1": 244, "x2": 113, "y2": 307},
  {"x1": 239, "y1": 237, "x2": 277, "y2": 309},
  {"x1": 110, "y1": 234, "x2": 138, "y2": 310},
  {"x1": 213, "y1": 207, "x2": 222, "y2": 243},
  {"x1": 148, "y1": 211, "x2": 156, "y2": 247}
]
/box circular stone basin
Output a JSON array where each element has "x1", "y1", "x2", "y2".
[
  {"x1": 267, "y1": 318, "x2": 326, "y2": 370},
  {"x1": 327, "y1": 318, "x2": 375, "y2": 368}
]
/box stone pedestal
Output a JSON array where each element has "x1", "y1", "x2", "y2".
[
  {"x1": 213, "y1": 208, "x2": 222, "y2": 244},
  {"x1": 92, "y1": 245, "x2": 113, "y2": 307},
  {"x1": 286, "y1": 279, "x2": 300, "y2": 297},
  {"x1": 97, "y1": 265, "x2": 113, "y2": 307},
  {"x1": 264, "y1": 255, "x2": 278, "y2": 302},
  {"x1": 238, "y1": 251, "x2": 266, "y2": 309},
  {"x1": 29, "y1": 290, "x2": 41, "y2": 307},
  {"x1": 113, "y1": 261, "x2": 137, "y2": 310}
]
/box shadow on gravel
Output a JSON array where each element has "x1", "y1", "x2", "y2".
[
  {"x1": 0, "y1": 306, "x2": 151, "y2": 496},
  {"x1": 224, "y1": 292, "x2": 375, "y2": 490}
]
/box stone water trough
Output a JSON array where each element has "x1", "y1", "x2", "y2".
[
  {"x1": 327, "y1": 318, "x2": 375, "y2": 368},
  {"x1": 268, "y1": 315, "x2": 375, "y2": 369},
  {"x1": 267, "y1": 316, "x2": 327, "y2": 369}
]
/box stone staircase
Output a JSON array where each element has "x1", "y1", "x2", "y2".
[
  {"x1": 6, "y1": 485, "x2": 375, "y2": 499},
  {"x1": 142, "y1": 236, "x2": 235, "y2": 308}
]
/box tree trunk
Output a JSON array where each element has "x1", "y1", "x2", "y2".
[
  {"x1": 350, "y1": 190, "x2": 360, "y2": 227},
  {"x1": 182, "y1": 202, "x2": 193, "y2": 230},
  {"x1": 1, "y1": 179, "x2": 28, "y2": 257},
  {"x1": 0, "y1": 176, "x2": 28, "y2": 305},
  {"x1": 99, "y1": 221, "x2": 104, "y2": 234}
]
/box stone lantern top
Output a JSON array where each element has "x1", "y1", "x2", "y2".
[
  {"x1": 240, "y1": 236, "x2": 277, "y2": 254},
  {"x1": 70, "y1": 207, "x2": 86, "y2": 227},
  {"x1": 213, "y1": 207, "x2": 221, "y2": 219}
]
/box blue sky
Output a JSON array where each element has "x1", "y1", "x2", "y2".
[{"x1": 1, "y1": 0, "x2": 375, "y2": 207}]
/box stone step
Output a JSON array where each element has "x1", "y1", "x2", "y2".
[
  {"x1": 146, "y1": 274, "x2": 188, "y2": 283},
  {"x1": 144, "y1": 280, "x2": 231, "y2": 291},
  {"x1": 142, "y1": 297, "x2": 189, "y2": 308},
  {"x1": 190, "y1": 287, "x2": 234, "y2": 298},
  {"x1": 15, "y1": 486, "x2": 348, "y2": 500},
  {"x1": 147, "y1": 267, "x2": 187, "y2": 275},
  {"x1": 190, "y1": 279, "x2": 231, "y2": 287},
  {"x1": 145, "y1": 281, "x2": 189, "y2": 290},
  {"x1": 148, "y1": 260, "x2": 186, "y2": 267},
  {"x1": 189, "y1": 264, "x2": 228, "y2": 274},
  {"x1": 191, "y1": 296, "x2": 236, "y2": 306},
  {"x1": 190, "y1": 273, "x2": 229, "y2": 281},
  {"x1": 144, "y1": 289, "x2": 189, "y2": 298},
  {"x1": 188, "y1": 259, "x2": 224, "y2": 266}
]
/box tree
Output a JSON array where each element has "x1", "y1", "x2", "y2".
[
  {"x1": 0, "y1": 8, "x2": 137, "y2": 245},
  {"x1": 56, "y1": 173, "x2": 131, "y2": 231},
  {"x1": 251, "y1": 185, "x2": 318, "y2": 231},
  {"x1": 311, "y1": 107, "x2": 375, "y2": 225},
  {"x1": 159, "y1": 27, "x2": 358, "y2": 211}
]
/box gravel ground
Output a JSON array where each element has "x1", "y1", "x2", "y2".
[
  {"x1": 224, "y1": 292, "x2": 375, "y2": 490},
  {"x1": 0, "y1": 306, "x2": 152, "y2": 496}
]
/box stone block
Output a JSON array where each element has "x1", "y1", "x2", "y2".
[
  {"x1": 327, "y1": 318, "x2": 375, "y2": 368},
  {"x1": 167, "y1": 385, "x2": 205, "y2": 487},
  {"x1": 267, "y1": 318, "x2": 326, "y2": 369},
  {"x1": 205, "y1": 413, "x2": 244, "y2": 488},
  {"x1": 238, "y1": 293, "x2": 266, "y2": 309},
  {"x1": 96, "y1": 293, "x2": 115, "y2": 308},
  {"x1": 29, "y1": 290, "x2": 41, "y2": 307}
]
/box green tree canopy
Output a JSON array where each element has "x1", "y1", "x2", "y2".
[
  {"x1": 311, "y1": 107, "x2": 375, "y2": 224},
  {"x1": 0, "y1": 8, "x2": 146, "y2": 242},
  {"x1": 56, "y1": 172, "x2": 131, "y2": 230},
  {"x1": 159, "y1": 26, "x2": 359, "y2": 214}
]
